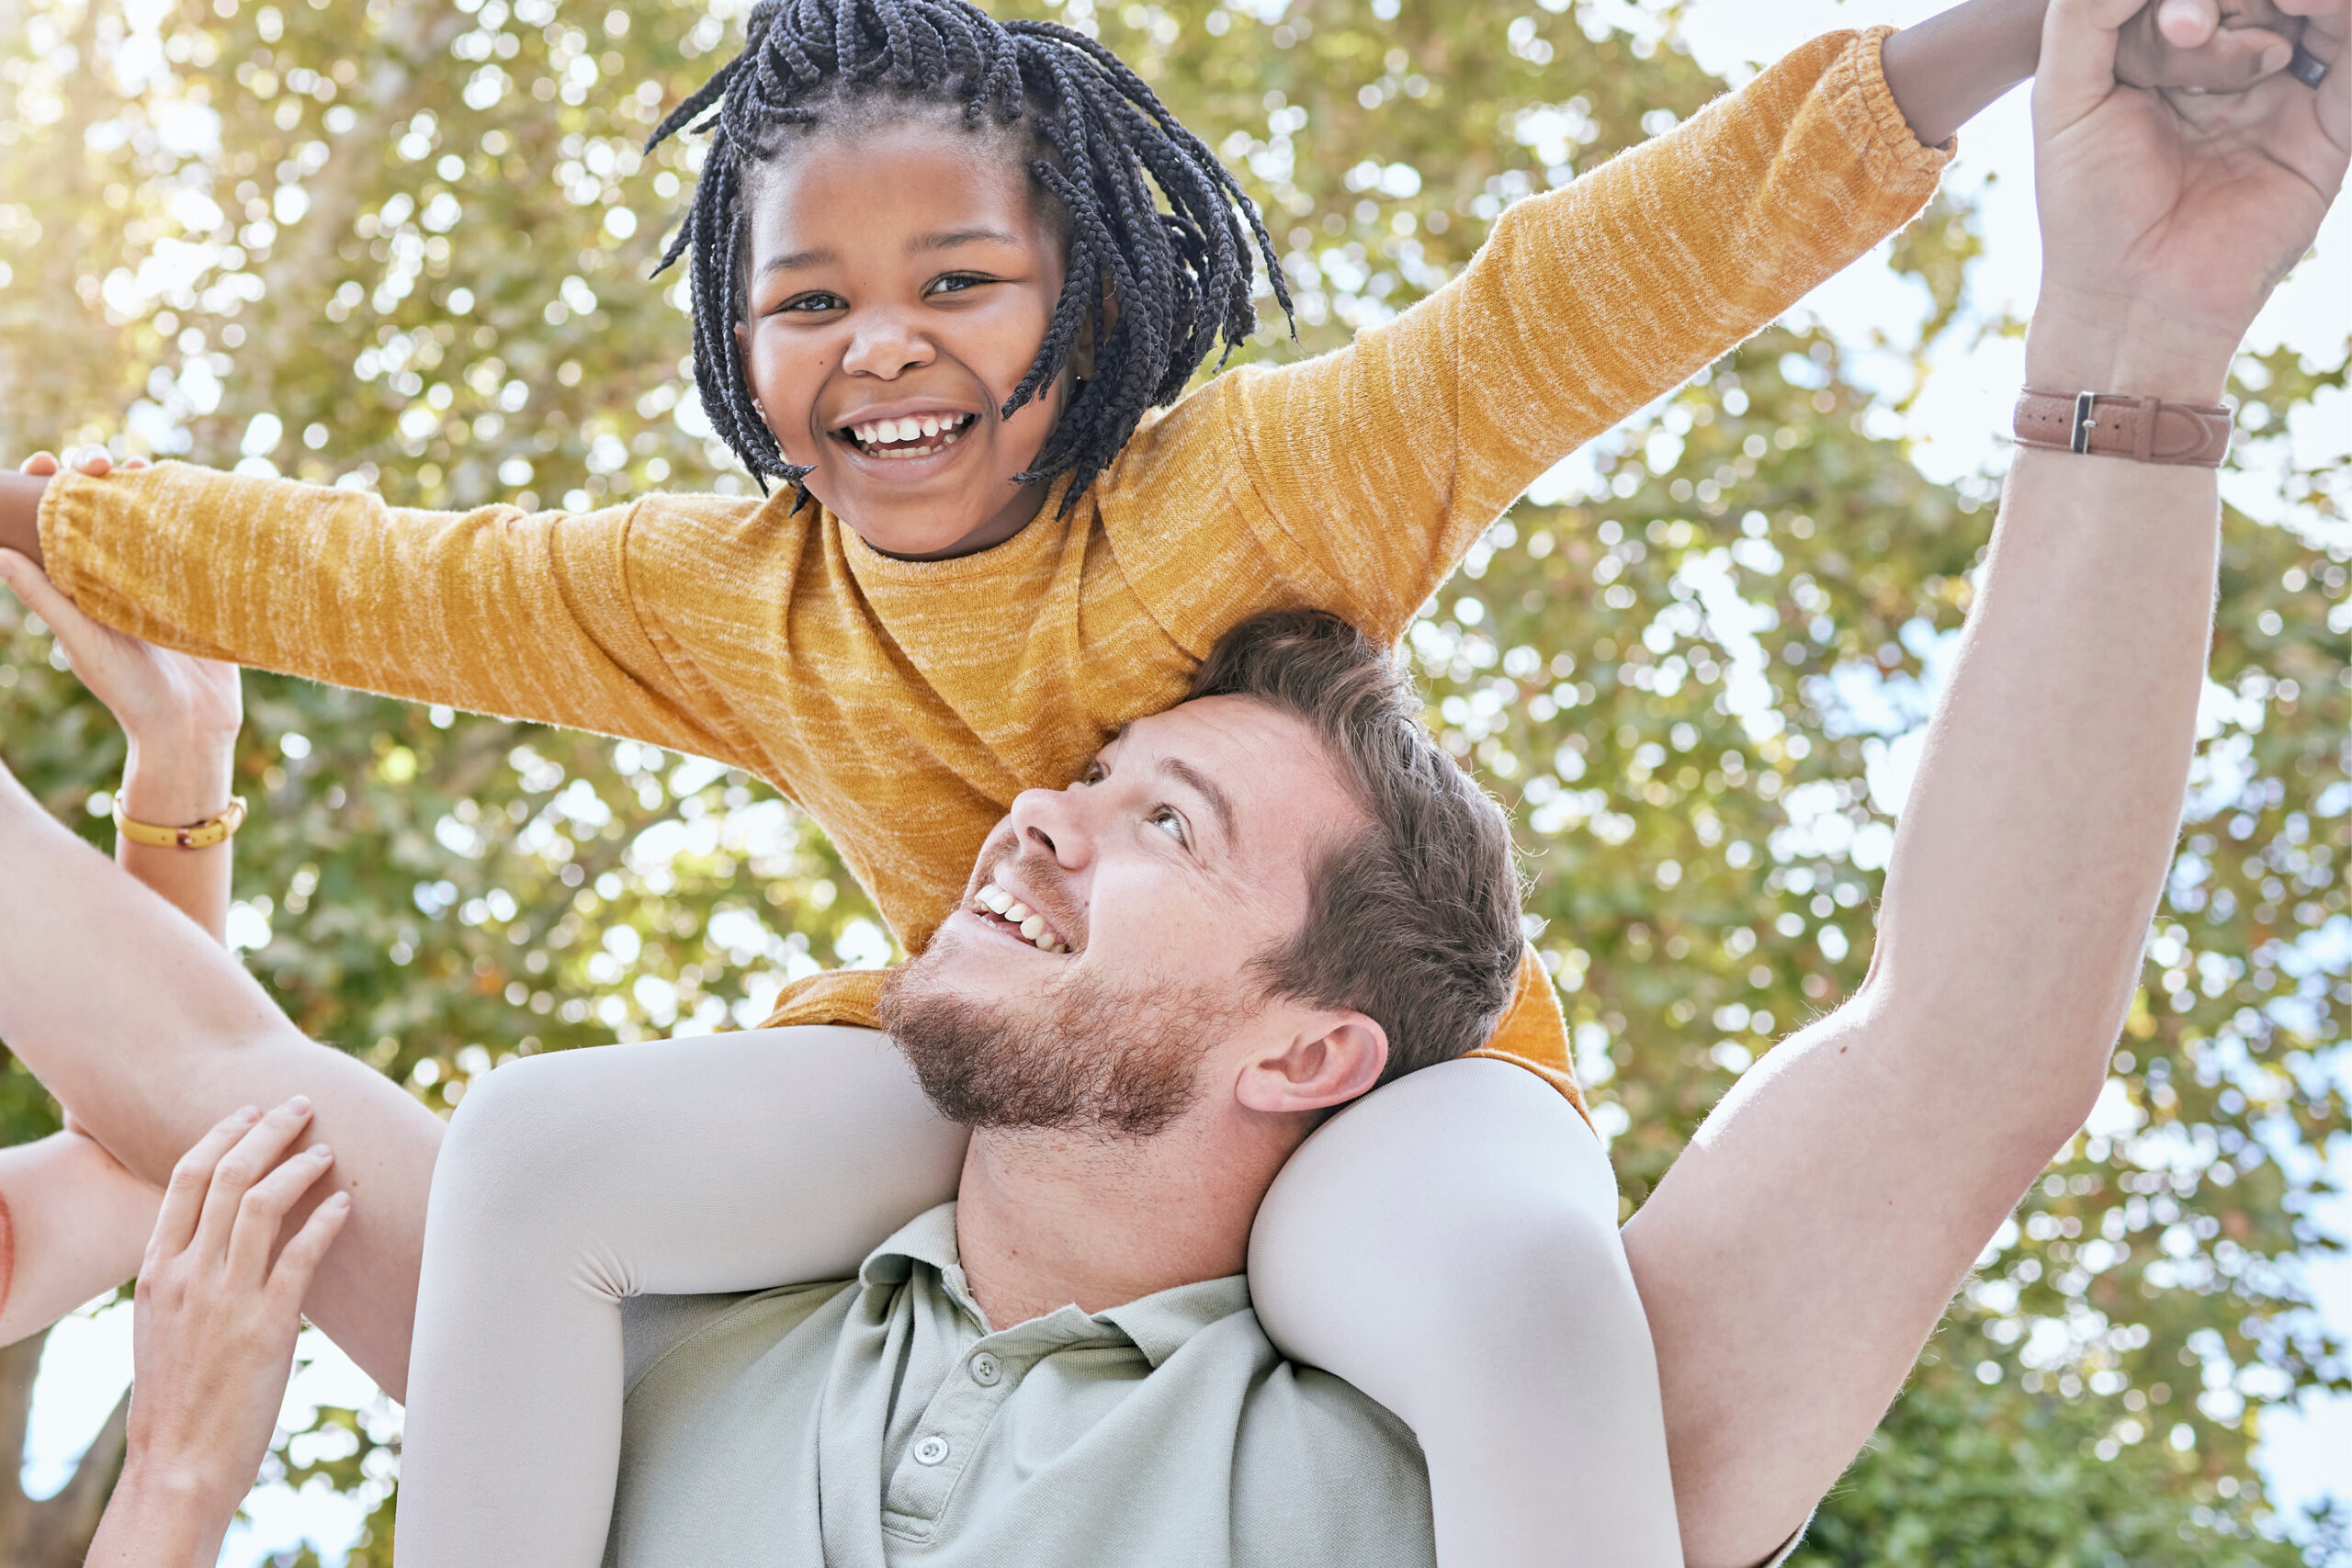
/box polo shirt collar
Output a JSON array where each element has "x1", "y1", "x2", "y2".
[{"x1": 858, "y1": 1202, "x2": 1253, "y2": 1369}]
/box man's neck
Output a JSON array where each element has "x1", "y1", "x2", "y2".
[{"x1": 952, "y1": 1113, "x2": 1295, "y2": 1330}]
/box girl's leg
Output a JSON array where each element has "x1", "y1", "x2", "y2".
[
  {"x1": 0, "y1": 761, "x2": 443, "y2": 1393},
  {"x1": 396, "y1": 1026, "x2": 966, "y2": 1568},
  {"x1": 0, "y1": 1132, "x2": 159, "y2": 1348},
  {"x1": 1250, "y1": 1057, "x2": 1682, "y2": 1568}
]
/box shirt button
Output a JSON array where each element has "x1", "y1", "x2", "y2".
[
  {"x1": 913, "y1": 1435, "x2": 951, "y2": 1467},
  {"x1": 969, "y1": 1353, "x2": 1002, "y2": 1387}
]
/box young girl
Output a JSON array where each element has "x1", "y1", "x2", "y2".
[{"x1": 0, "y1": 0, "x2": 2292, "y2": 1562}]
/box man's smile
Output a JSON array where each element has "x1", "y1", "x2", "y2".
[{"x1": 967, "y1": 874, "x2": 1072, "y2": 953}]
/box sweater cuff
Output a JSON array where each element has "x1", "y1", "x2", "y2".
[
  {"x1": 1837, "y1": 24, "x2": 1955, "y2": 186},
  {"x1": 32, "y1": 468, "x2": 91, "y2": 604}
]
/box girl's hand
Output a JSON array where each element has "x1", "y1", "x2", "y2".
[
  {"x1": 90, "y1": 1100, "x2": 350, "y2": 1568},
  {"x1": 2030, "y1": 0, "x2": 2347, "y2": 399},
  {"x1": 2114, "y1": 0, "x2": 2306, "y2": 90},
  {"x1": 3, "y1": 451, "x2": 240, "y2": 753}
]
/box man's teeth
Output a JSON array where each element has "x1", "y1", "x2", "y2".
[
  {"x1": 848, "y1": 412, "x2": 973, "y2": 457},
  {"x1": 976, "y1": 881, "x2": 1065, "y2": 953}
]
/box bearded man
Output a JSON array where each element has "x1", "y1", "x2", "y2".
[{"x1": 0, "y1": 0, "x2": 2338, "y2": 1559}]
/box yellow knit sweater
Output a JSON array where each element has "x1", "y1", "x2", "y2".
[{"x1": 40, "y1": 28, "x2": 1944, "y2": 1113}]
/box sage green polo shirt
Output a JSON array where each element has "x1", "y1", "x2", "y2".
[{"x1": 603, "y1": 1202, "x2": 1435, "y2": 1568}]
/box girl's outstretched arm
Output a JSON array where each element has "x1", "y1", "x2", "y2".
[
  {"x1": 2, "y1": 456, "x2": 748, "y2": 774},
  {"x1": 394, "y1": 1026, "x2": 966, "y2": 1568},
  {"x1": 1250, "y1": 1058, "x2": 1685, "y2": 1568},
  {"x1": 0, "y1": 759, "x2": 442, "y2": 1395}
]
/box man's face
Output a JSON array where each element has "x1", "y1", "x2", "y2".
[{"x1": 881, "y1": 696, "x2": 1365, "y2": 1134}]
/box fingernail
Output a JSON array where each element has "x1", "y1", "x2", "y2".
[
  {"x1": 326, "y1": 1192, "x2": 352, "y2": 1209},
  {"x1": 236, "y1": 1105, "x2": 261, "y2": 1122},
  {"x1": 310, "y1": 1142, "x2": 333, "y2": 1158},
  {"x1": 285, "y1": 1095, "x2": 311, "y2": 1113}
]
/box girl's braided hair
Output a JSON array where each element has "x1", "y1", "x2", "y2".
[{"x1": 647, "y1": 0, "x2": 1294, "y2": 510}]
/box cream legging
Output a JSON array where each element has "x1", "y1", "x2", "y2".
[{"x1": 397, "y1": 1028, "x2": 1682, "y2": 1568}]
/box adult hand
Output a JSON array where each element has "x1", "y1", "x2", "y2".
[
  {"x1": 2030, "y1": 0, "x2": 2346, "y2": 400},
  {"x1": 2, "y1": 452, "x2": 240, "y2": 754},
  {"x1": 2114, "y1": 0, "x2": 2304, "y2": 90},
  {"x1": 88, "y1": 1100, "x2": 350, "y2": 1568}
]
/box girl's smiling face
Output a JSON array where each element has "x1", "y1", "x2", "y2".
[{"x1": 737, "y1": 118, "x2": 1080, "y2": 560}]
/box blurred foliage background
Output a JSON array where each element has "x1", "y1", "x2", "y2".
[{"x1": 0, "y1": 0, "x2": 2346, "y2": 1560}]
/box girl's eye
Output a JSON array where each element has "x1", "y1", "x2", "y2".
[
  {"x1": 1148, "y1": 807, "x2": 1188, "y2": 846},
  {"x1": 776, "y1": 292, "x2": 844, "y2": 314},
  {"x1": 927, "y1": 273, "x2": 991, "y2": 298}
]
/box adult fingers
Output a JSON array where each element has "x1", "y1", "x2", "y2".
[
  {"x1": 227, "y1": 1142, "x2": 338, "y2": 1285},
  {"x1": 2262, "y1": 0, "x2": 2350, "y2": 152},
  {"x1": 0, "y1": 548, "x2": 96, "y2": 638},
  {"x1": 2157, "y1": 0, "x2": 2220, "y2": 48},
  {"x1": 266, "y1": 1190, "x2": 353, "y2": 1307},
  {"x1": 151, "y1": 1106, "x2": 262, "y2": 1264},
  {"x1": 2042, "y1": 0, "x2": 2154, "y2": 122},
  {"x1": 2289, "y1": 0, "x2": 2349, "y2": 137},
  {"x1": 190, "y1": 1097, "x2": 315, "y2": 1261}
]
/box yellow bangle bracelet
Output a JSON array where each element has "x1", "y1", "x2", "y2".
[{"x1": 113, "y1": 795, "x2": 248, "y2": 850}]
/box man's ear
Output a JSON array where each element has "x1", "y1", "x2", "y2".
[{"x1": 1235, "y1": 1012, "x2": 1387, "y2": 1116}]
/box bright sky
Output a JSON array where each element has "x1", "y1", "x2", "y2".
[{"x1": 18, "y1": 1, "x2": 2351, "y2": 1560}]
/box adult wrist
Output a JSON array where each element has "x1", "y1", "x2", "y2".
[
  {"x1": 113, "y1": 1454, "x2": 243, "y2": 1521},
  {"x1": 119, "y1": 737, "x2": 238, "y2": 831},
  {"x1": 2026, "y1": 293, "x2": 2238, "y2": 405}
]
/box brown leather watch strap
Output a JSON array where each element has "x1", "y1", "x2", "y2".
[{"x1": 2013, "y1": 389, "x2": 2233, "y2": 468}]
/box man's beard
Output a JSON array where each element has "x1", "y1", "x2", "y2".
[{"x1": 879, "y1": 951, "x2": 1254, "y2": 1139}]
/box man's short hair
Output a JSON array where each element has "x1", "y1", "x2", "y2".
[{"x1": 1187, "y1": 610, "x2": 1522, "y2": 1085}]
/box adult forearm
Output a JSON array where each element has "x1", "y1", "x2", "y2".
[
  {"x1": 0, "y1": 472, "x2": 47, "y2": 567},
  {"x1": 1865, "y1": 320, "x2": 2224, "y2": 1123},
  {"x1": 1883, "y1": 0, "x2": 2047, "y2": 147},
  {"x1": 85, "y1": 1467, "x2": 232, "y2": 1568},
  {"x1": 116, "y1": 738, "x2": 238, "y2": 945}
]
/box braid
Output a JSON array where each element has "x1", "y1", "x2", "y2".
[{"x1": 647, "y1": 0, "x2": 1291, "y2": 509}]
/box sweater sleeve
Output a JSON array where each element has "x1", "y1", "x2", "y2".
[
  {"x1": 1197, "y1": 26, "x2": 1946, "y2": 641},
  {"x1": 37, "y1": 463, "x2": 752, "y2": 762}
]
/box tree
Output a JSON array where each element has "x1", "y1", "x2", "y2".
[
  {"x1": 0, "y1": 0, "x2": 2343, "y2": 1561},
  {"x1": 0, "y1": 1332, "x2": 124, "y2": 1565}
]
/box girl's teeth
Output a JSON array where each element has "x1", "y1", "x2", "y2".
[{"x1": 919, "y1": 415, "x2": 940, "y2": 437}]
